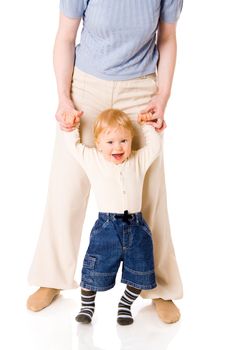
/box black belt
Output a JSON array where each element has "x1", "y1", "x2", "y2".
[{"x1": 114, "y1": 210, "x2": 134, "y2": 223}]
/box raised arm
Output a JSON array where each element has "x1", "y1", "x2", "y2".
[
  {"x1": 53, "y1": 13, "x2": 83, "y2": 131},
  {"x1": 63, "y1": 126, "x2": 83, "y2": 162},
  {"x1": 62, "y1": 117, "x2": 97, "y2": 169},
  {"x1": 136, "y1": 125, "x2": 161, "y2": 171}
]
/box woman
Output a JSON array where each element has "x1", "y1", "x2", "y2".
[{"x1": 27, "y1": 0, "x2": 183, "y2": 323}]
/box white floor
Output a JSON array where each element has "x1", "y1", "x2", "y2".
[
  {"x1": 1, "y1": 278, "x2": 233, "y2": 350},
  {"x1": 1, "y1": 284, "x2": 179, "y2": 350},
  {"x1": 26, "y1": 287, "x2": 180, "y2": 350}
]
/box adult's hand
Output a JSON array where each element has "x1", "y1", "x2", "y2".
[
  {"x1": 55, "y1": 98, "x2": 83, "y2": 131},
  {"x1": 139, "y1": 94, "x2": 167, "y2": 133}
]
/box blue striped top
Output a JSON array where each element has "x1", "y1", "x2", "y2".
[{"x1": 60, "y1": 0, "x2": 183, "y2": 80}]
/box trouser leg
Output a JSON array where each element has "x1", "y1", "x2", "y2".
[
  {"x1": 140, "y1": 154, "x2": 183, "y2": 300},
  {"x1": 28, "y1": 127, "x2": 91, "y2": 289},
  {"x1": 28, "y1": 69, "x2": 113, "y2": 289}
]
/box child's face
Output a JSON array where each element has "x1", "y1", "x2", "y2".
[{"x1": 97, "y1": 126, "x2": 133, "y2": 164}]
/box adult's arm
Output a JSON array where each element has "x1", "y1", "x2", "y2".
[
  {"x1": 156, "y1": 22, "x2": 177, "y2": 110},
  {"x1": 140, "y1": 22, "x2": 177, "y2": 132},
  {"x1": 53, "y1": 13, "x2": 82, "y2": 131}
]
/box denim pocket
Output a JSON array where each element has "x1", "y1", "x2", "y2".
[{"x1": 83, "y1": 254, "x2": 96, "y2": 269}]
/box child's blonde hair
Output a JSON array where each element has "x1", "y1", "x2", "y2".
[{"x1": 94, "y1": 109, "x2": 134, "y2": 144}]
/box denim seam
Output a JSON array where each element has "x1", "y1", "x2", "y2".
[
  {"x1": 124, "y1": 266, "x2": 154, "y2": 276},
  {"x1": 121, "y1": 279, "x2": 157, "y2": 290},
  {"x1": 91, "y1": 271, "x2": 116, "y2": 277},
  {"x1": 80, "y1": 282, "x2": 115, "y2": 292},
  {"x1": 141, "y1": 227, "x2": 153, "y2": 239}
]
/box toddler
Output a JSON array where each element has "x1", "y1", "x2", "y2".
[{"x1": 63, "y1": 109, "x2": 161, "y2": 325}]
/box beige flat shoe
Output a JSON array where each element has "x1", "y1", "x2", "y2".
[
  {"x1": 153, "y1": 298, "x2": 181, "y2": 324},
  {"x1": 27, "y1": 287, "x2": 60, "y2": 312}
]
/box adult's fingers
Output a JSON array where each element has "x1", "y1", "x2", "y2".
[
  {"x1": 140, "y1": 105, "x2": 156, "y2": 114},
  {"x1": 59, "y1": 120, "x2": 75, "y2": 129},
  {"x1": 154, "y1": 117, "x2": 163, "y2": 128},
  {"x1": 55, "y1": 109, "x2": 83, "y2": 123},
  {"x1": 145, "y1": 120, "x2": 167, "y2": 133},
  {"x1": 155, "y1": 120, "x2": 167, "y2": 132}
]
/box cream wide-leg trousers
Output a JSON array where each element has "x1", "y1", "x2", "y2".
[{"x1": 28, "y1": 68, "x2": 183, "y2": 300}]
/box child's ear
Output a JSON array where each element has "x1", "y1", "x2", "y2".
[{"x1": 96, "y1": 141, "x2": 102, "y2": 152}]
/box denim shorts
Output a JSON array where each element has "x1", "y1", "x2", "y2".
[{"x1": 80, "y1": 212, "x2": 156, "y2": 291}]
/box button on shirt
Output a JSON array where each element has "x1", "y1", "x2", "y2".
[
  {"x1": 64, "y1": 125, "x2": 161, "y2": 213},
  {"x1": 59, "y1": 0, "x2": 183, "y2": 80}
]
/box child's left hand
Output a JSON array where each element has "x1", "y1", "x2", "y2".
[{"x1": 62, "y1": 112, "x2": 81, "y2": 128}]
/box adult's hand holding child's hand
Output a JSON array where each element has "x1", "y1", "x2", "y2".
[
  {"x1": 138, "y1": 111, "x2": 167, "y2": 132},
  {"x1": 138, "y1": 94, "x2": 167, "y2": 133},
  {"x1": 55, "y1": 99, "x2": 83, "y2": 131}
]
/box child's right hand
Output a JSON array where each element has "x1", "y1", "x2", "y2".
[
  {"x1": 137, "y1": 112, "x2": 166, "y2": 132},
  {"x1": 137, "y1": 112, "x2": 154, "y2": 124},
  {"x1": 55, "y1": 98, "x2": 83, "y2": 132}
]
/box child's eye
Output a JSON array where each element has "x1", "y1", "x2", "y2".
[
  {"x1": 121, "y1": 139, "x2": 127, "y2": 143},
  {"x1": 107, "y1": 141, "x2": 113, "y2": 144}
]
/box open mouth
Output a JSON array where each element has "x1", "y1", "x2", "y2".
[{"x1": 112, "y1": 153, "x2": 124, "y2": 161}]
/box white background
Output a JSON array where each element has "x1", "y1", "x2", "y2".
[{"x1": 0, "y1": 1, "x2": 233, "y2": 349}]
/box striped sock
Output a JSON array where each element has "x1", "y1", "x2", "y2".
[
  {"x1": 75, "y1": 289, "x2": 96, "y2": 324},
  {"x1": 117, "y1": 285, "x2": 141, "y2": 325}
]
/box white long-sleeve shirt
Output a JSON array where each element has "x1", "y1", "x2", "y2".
[{"x1": 64, "y1": 125, "x2": 161, "y2": 213}]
